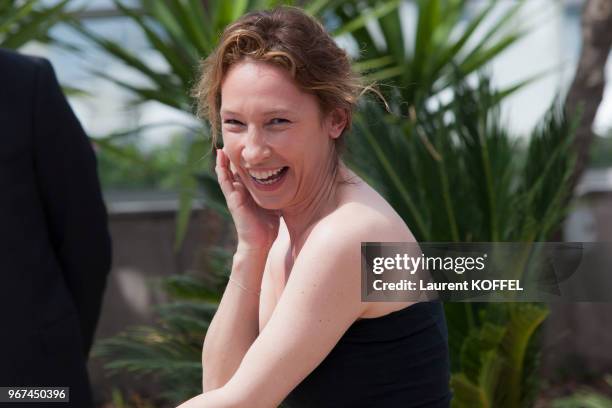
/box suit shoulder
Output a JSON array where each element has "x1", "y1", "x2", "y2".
[
  {"x1": 0, "y1": 48, "x2": 50, "y2": 68},
  {"x1": 0, "y1": 48, "x2": 52, "y2": 84}
]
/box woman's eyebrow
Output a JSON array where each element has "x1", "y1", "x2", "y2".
[
  {"x1": 262, "y1": 109, "x2": 293, "y2": 116},
  {"x1": 219, "y1": 109, "x2": 236, "y2": 116},
  {"x1": 220, "y1": 108, "x2": 294, "y2": 116}
]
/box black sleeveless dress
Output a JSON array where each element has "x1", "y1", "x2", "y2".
[{"x1": 282, "y1": 301, "x2": 452, "y2": 408}]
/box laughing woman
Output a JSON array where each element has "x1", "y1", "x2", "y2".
[{"x1": 177, "y1": 6, "x2": 451, "y2": 408}]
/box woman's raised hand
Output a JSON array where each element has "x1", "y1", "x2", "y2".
[{"x1": 215, "y1": 148, "x2": 281, "y2": 254}]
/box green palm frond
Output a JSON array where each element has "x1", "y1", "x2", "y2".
[
  {"x1": 330, "y1": 0, "x2": 529, "y2": 108},
  {"x1": 92, "y1": 246, "x2": 232, "y2": 403},
  {"x1": 93, "y1": 282, "x2": 211, "y2": 402},
  {"x1": 347, "y1": 72, "x2": 575, "y2": 408},
  {"x1": 93, "y1": 324, "x2": 202, "y2": 402},
  {"x1": 450, "y1": 304, "x2": 549, "y2": 408},
  {"x1": 0, "y1": 0, "x2": 71, "y2": 49},
  {"x1": 347, "y1": 72, "x2": 575, "y2": 244},
  {"x1": 553, "y1": 390, "x2": 612, "y2": 408},
  {"x1": 69, "y1": 0, "x2": 535, "y2": 250}
]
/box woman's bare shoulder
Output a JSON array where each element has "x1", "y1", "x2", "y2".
[
  {"x1": 307, "y1": 180, "x2": 418, "y2": 318},
  {"x1": 322, "y1": 179, "x2": 416, "y2": 243}
]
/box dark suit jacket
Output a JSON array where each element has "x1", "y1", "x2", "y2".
[{"x1": 0, "y1": 49, "x2": 112, "y2": 407}]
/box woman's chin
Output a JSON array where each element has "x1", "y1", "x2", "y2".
[
  {"x1": 251, "y1": 195, "x2": 284, "y2": 211},
  {"x1": 260, "y1": 202, "x2": 284, "y2": 211}
]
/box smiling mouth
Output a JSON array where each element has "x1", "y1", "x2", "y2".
[{"x1": 250, "y1": 166, "x2": 289, "y2": 185}]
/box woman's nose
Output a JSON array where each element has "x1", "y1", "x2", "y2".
[{"x1": 242, "y1": 128, "x2": 271, "y2": 164}]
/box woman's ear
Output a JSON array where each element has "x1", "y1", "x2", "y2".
[{"x1": 327, "y1": 108, "x2": 348, "y2": 140}]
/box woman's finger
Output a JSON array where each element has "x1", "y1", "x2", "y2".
[
  {"x1": 222, "y1": 148, "x2": 238, "y2": 183},
  {"x1": 223, "y1": 149, "x2": 235, "y2": 177},
  {"x1": 215, "y1": 149, "x2": 235, "y2": 198},
  {"x1": 229, "y1": 157, "x2": 238, "y2": 176},
  {"x1": 233, "y1": 176, "x2": 248, "y2": 196}
]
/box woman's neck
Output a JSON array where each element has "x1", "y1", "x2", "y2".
[{"x1": 281, "y1": 160, "x2": 348, "y2": 254}]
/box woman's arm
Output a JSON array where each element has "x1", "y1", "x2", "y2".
[
  {"x1": 176, "y1": 215, "x2": 389, "y2": 408},
  {"x1": 201, "y1": 148, "x2": 281, "y2": 391},
  {"x1": 201, "y1": 246, "x2": 268, "y2": 391}
]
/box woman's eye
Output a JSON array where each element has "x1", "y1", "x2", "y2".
[
  {"x1": 223, "y1": 119, "x2": 244, "y2": 126},
  {"x1": 269, "y1": 118, "x2": 290, "y2": 125}
]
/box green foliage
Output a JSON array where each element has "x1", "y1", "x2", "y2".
[
  {"x1": 69, "y1": 0, "x2": 407, "y2": 115},
  {"x1": 334, "y1": 0, "x2": 531, "y2": 108},
  {"x1": 347, "y1": 74, "x2": 576, "y2": 244},
  {"x1": 555, "y1": 394, "x2": 612, "y2": 408},
  {"x1": 0, "y1": 0, "x2": 71, "y2": 49},
  {"x1": 109, "y1": 387, "x2": 157, "y2": 408},
  {"x1": 588, "y1": 134, "x2": 612, "y2": 169},
  {"x1": 345, "y1": 74, "x2": 576, "y2": 407},
  {"x1": 96, "y1": 134, "x2": 187, "y2": 191},
  {"x1": 74, "y1": 0, "x2": 532, "y2": 249},
  {"x1": 92, "y1": 246, "x2": 232, "y2": 403},
  {"x1": 553, "y1": 383, "x2": 612, "y2": 408},
  {"x1": 450, "y1": 304, "x2": 549, "y2": 408}
]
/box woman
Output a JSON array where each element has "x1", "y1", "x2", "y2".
[{"x1": 177, "y1": 5, "x2": 451, "y2": 408}]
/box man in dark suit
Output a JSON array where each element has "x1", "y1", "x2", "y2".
[{"x1": 0, "y1": 48, "x2": 112, "y2": 407}]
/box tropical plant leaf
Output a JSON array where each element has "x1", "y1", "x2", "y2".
[{"x1": 0, "y1": 0, "x2": 71, "y2": 49}]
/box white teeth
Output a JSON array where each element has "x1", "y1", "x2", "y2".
[
  {"x1": 249, "y1": 167, "x2": 287, "y2": 185},
  {"x1": 258, "y1": 177, "x2": 281, "y2": 185},
  {"x1": 248, "y1": 167, "x2": 284, "y2": 180}
]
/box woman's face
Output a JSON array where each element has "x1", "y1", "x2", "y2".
[{"x1": 220, "y1": 58, "x2": 345, "y2": 210}]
